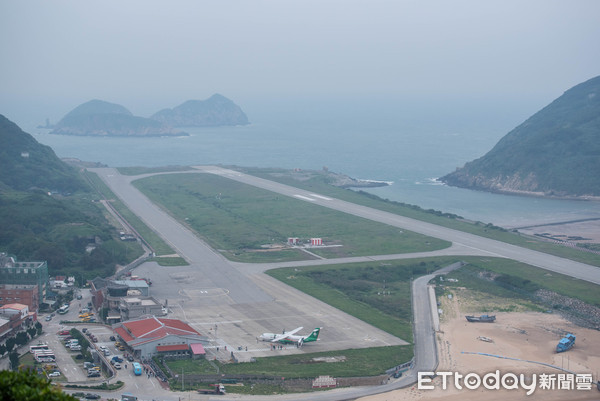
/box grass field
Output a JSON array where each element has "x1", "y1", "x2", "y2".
[
  {"x1": 240, "y1": 167, "x2": 600, "y2": 267},
  {"x1": 132, "y1": 173, "x2": 450, "y2": 262},
  {"x1": 165, "y1": 345, "x2": 413, "y2": 382}
]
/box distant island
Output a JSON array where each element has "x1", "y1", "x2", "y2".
[
  {"x1": 441, "y1": 75, "x2": 600, "y2": 199},
  {"x1": 49, "y1": 94, "x2": 249, "y2": 137},
  {"x1": 50, "y1": 99, "x2": 188, "y2": 137},
  {"x1": 151, "y1": 94, "x2": 249, "y2": 127}
]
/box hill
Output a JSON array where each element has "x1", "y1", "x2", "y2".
[
  {"x1": 0, "y1": 114, "x2": 87, "y2": 193},
  {"x1": 0, "y1": 114, "x2": 142, "y2": 280},
  {"x1": 150, "y1": 94, "x2": 249, "y2": 127},
  {"x1": 441, "y1": 75, "x2": 600, "y2": 198},
  {"x1": 51, "y1": 99, "x2": 188, "y2": 137}
]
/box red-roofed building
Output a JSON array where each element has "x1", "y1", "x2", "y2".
[
  {"x1": 189, "y1": 343, "x2": 206, "y2": 359},
  {"x1": 112, "y1": 316, "x2": 207, "y2": 359}
]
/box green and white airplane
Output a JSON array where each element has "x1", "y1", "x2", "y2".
[{"x1": 259, "y1": 327, "x2": 321, "y2": 346}]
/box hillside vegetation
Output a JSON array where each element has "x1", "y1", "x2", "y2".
[
  {"x1": 0, "y1": 114, "x2": 142, "y2": 279},
  {"x1": 442, "y1": 75, "x2": 600, "y2": 197}
]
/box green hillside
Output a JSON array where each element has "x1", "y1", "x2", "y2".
[
  {"x1": 0, "y1": 115, "x2": 87, "y2": 193},
  {"x1": 442, "y1": 75, "x2": 600, "y2": 197},
  {"x1": 0, "y1": 114, "x2": 142, "y2": 280}
]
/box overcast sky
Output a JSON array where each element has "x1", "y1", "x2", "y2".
[{"x1": 1, "y1": 0, "x2": 599, "y2": 121}]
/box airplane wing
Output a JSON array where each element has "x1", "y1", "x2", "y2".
[{"x1": 270, "y1": 326, "x2": 303, "y2": 342}]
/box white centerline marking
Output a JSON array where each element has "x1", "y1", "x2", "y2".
[
  {"x1": 294, "y1": 194, "x2": 316, "y2": 201},
  {"x1": 310, "y1": 194, "x2": 332, "y2": 200}
]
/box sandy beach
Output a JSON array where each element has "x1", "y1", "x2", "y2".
[{"x1": 358, "y1": 290, "x2": 600, "y2": 401}]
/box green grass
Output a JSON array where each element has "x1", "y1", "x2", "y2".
[
  {"x1": 266, "y1": 260, "x2": 447, "y2": 342},
  {"x1": 132, "y1": 173, "x2": 450, "y2": 262},
  {"x1": 240, "y1": 167, "x2": 600, "y2": 267},
  {"x1": 166, "y1": 345, "x2": 413, "y2": 380},
  {"x1": 446, "y1": 256, "x2": 600, "y2": 307}
]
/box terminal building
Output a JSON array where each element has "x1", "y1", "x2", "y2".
[{"x1": 112, "y1": 316, "x2": 208, "y2": 359}]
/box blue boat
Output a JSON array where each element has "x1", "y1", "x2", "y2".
[{"x1": 556, "y1": 333, "x2": 575, "y2": 353}]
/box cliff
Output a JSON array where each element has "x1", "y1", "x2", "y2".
[{"x1": 441, "y1": 75, "x2": 600, "y2": 198}]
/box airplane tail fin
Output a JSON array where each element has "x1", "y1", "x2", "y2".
[{"x1": 304, "y1": 327, "x2": 321, "y2": 342}]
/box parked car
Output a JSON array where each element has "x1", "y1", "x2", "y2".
[
  {"x1": 58, "y1": 330, "x2": 70, "y2": 336},
  {"x1": 112, "y1": 355, "x2": 123, "y2": 363},
  {"x1": 109, "y1": 336, "x2": 116, "y2": 341},
  {"x1": 85, "y1": 394, "x2": 100, "y2": 400},
  {"x1": 87, "y1": 371, "x2": 100, "y2": 377},
  {"x1": 113, "y1": 362, "x2": 122, "y2": 369},
  {"x1": 48, "y1": 371, "x2": 61, "y2": 377},
  {"x1": 77, "y1": 294, "x2": 82, "y2": 300},
  {"x1": 45, "y1": 316, "x2": 52, "y2": 321},
  {"x1": 126, "y1": 355, "x2": 134, "y2": 362}
]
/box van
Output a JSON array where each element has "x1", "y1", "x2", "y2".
[{"x1": 70, "y1": 345, "x2": 82, "y2": 351}]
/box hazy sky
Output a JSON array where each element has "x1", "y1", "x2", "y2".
[{"x1": 1, "y1": 0, "x2": 599, "y2": 122}]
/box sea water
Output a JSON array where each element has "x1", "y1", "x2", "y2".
[{"x1": 28, "y1": 97, "x2": 600, "y2": 229}]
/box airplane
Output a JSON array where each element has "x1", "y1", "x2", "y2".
[{"x1": 258, "y1": 327, "x2": 321, "y2": 346}]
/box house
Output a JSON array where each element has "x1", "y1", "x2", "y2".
[
  {"x1": 0, "y1": 303, "x2": 36, "y2": 338},
  {"x1": 112, "y1": 316, "x2": 208, "y2": 359}
]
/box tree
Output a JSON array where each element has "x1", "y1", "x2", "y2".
[
  {"x1": 27, "y1": 327, "x2": 37, "y2": 340},
  {"x1": 0, "y1": 369, "x2": 78, "y2": 400},
  {"x1": 5, "y1": 337, "x2": 15, "y2": 353},
  {"x1": 8, "y1": 351, "x2": 19, "y2": 371},
  {"x1": 15, "y1": 332, "x2": 28, "y2": 346},
  {"x1": 35, "y1": 322, "x2": 42, "y2": 336}
]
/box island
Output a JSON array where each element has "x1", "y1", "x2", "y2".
[
  {"x1": 150, "y1": 94, "x2": 249, "y2": 127},
  {"x1": 50, "y1": 100, "x2": 188, "y2": 137}
]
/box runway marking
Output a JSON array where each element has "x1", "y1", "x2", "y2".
[
  {"x1": 294, "y1": 194, "x2": 316, "y2": 201},
  {"x1": 310, "y1": 194, "x2": 333, "y2": 201}
]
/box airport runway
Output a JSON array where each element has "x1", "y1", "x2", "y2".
[{"x1": 91, "y1": 167, "x2": 409, "y2": 363}]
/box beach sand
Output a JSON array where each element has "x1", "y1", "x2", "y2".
[{"x1": 358, "y1": 291, "x2": 600, "y2": 401}]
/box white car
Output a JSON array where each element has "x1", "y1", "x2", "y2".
[
  {"x1": 48, "y1": 371, "x2": 61, "y2": 377},
  {"x1": 113, "y1": 362, "x2": 122, "y2": 369}
]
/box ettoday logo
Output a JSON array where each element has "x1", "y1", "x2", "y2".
[{"x1": 418, "y1": 371, "x2": 595, "y2": 395}]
